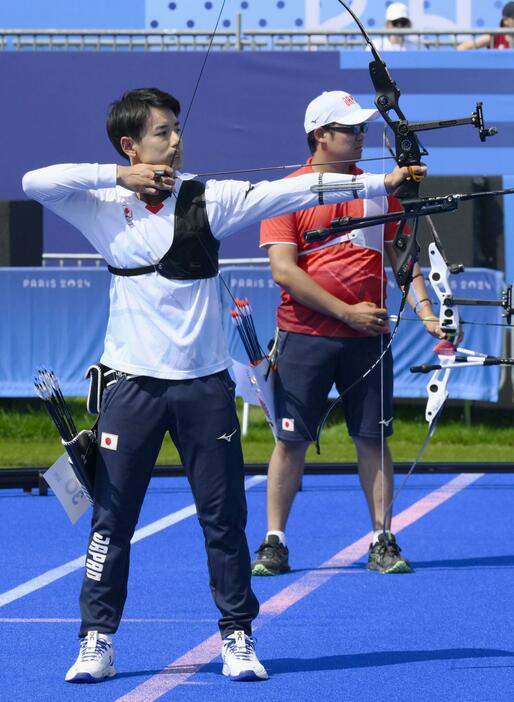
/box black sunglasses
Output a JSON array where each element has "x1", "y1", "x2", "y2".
[
  {"x1": 391, "y1": 18, "x2": 411, "y2": 28},
  {"x1": 326, "y1": 123, "x2": 369, "y2": 135}
]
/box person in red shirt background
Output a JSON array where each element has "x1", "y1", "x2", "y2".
[
  {"x1": 252, "y1": 90, "x2": 441, "y2": 576},
  {"x1": 458, "y1": 2, "x2": 514, "y2": 50}
]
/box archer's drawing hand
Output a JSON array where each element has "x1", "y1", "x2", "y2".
[
  {"x1": 116, "y1": 164, "x2": 176, "y2": 195},
  {"x1": 385, "y1": 164, "x2": 427, "y2": 192},
  {"x1": 342, "y1": 301, "x2": 389, "y2": 335}
]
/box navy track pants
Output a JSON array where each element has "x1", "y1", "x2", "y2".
[{"x1": 79, "y1": 370, "x2": 259, "y2": 638}]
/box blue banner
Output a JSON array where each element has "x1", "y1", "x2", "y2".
[
  {"x1": 0, "y1": 268, "x2": 110, "y2": 396},
  {"x1": 0, "y1": 266, "x2": 506, "y2": 400}
]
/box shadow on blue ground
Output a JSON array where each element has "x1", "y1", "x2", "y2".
[
  {"x1": 109, "y1": 648, "x2": 514, "y2": 681},
  {"x1": 263, "y1": 648, "x2": 514, "y2": 675},
  {"x1": 289, "y1": 554, "x2": 514, "y2": 574},
  {"x1": 410, "y1": 555, "x2": 514, "y2": 569}
]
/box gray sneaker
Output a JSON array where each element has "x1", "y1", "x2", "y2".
[
  {"x1": 251, "y1": 535, "x2": 291, "y2": 576},
  {"x1": 367, "y1": 532, "x2": 412, "y2": 574}
]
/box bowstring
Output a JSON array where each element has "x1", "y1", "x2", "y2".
[
  {"x1": 380, "y1": 125, "x2": 386, "y2": 538},
  {"x1": 167, "y1": 0, "x2": 240, "y2": 310},
  {"x1": 383, "y1": 401, "x2": 446, "y2": 528}
]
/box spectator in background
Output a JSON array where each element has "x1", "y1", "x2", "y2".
[
  {"x1": 373, "y1": 2, "x2": 426, "y2": 51},
  {"x1": 458, "y1": 2, "x2": 514, "y2": 50}
]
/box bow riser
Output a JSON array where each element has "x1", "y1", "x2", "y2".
[
  {"x1": 394, "y1": 221, "x2": 420, "y2": 287},
  {"x1": 428, "y1": 242, "x2": 461, "y2": 338}
]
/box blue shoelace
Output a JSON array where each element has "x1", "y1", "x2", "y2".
[
  {"x1": 224, "y1": 637, "x2": 255, "y2": 661},
  {"x1": 79, "y1": 637, "x2": 111, "y2": 662}
]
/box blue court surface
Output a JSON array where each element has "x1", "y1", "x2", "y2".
[{"x1": 1, "y1": 471, "x2": 513, "y2": 701}]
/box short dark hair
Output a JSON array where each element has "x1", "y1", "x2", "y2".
[
  {"x1": 307, "y1": 123, "x2": 339, "y2": 154},
  {"x1": 307, "y1": 130, "x2": 317, "y2": 154},
  {"x1": 106, "y1": 88, "x2": 181, "y2": 160},
  {"x1": 503, "y1": 2, "x2": 514, "y2": 20}
]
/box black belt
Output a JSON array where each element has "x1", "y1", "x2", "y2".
[{"x1": 107, "y1": 263, "x2": 160, "y2": 276}]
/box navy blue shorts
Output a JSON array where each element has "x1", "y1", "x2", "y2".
[{"x1": 274, "y1": 331, "x2": 394, "y2": 442}]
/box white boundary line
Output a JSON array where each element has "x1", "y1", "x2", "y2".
[{"x1": 0, "y1": 475, "x2": 266, "y2": 609}]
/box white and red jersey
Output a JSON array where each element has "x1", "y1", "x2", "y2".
[{"x1": 260, "y1": 162, "x2": 405, "y2": 338}]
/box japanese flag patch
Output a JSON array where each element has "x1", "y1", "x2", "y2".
[
  {"x1": 281, "y1": 418, "x2": 295, "y2": 432},
  {"x1": 100, "y1": 432, "x2": 119, "y2": 451}
]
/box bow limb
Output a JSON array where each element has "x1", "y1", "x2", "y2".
[
  {"x1": 389, "y1": 338, "x2": 514, "y2": 519},
  {"x1": 382, "y1": 353, "x2": 454, "y2": 527},
  {"x1": 425, "y1": 365, "x2": 451, "y2": 423},
  {"x1": 382, "y1": 368, "x2": 448, "y2": 528},
  {"x1": 336, "y1": 0, "x2": 426, "y2": 292}
]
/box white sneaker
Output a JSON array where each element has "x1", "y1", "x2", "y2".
[
  {"x1": 65, "y1": 631, "x2": 116, "y2": 683},
  {"x1": 221, "y1": 630, "x2": 268, "y2": 681}
]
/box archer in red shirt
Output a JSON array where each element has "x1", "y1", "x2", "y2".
[{"x1": 252, "y1": 90, "x2": 438, "y2": 577}]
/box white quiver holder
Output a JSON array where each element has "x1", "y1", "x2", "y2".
[
  {"x1": 44, "y1": 447, "x2": 92, "y2": 524},
  {"x1": 43, "y1": 430, "x2": 96, "y2": 524},
  {"x1": 230, "y1": 300, "x2": 278, "y2": 439},
  {"x1": 35, "y1": 369, "x2": 95, "y2": 524}
]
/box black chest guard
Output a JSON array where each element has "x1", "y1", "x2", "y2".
[{"x1": 107, "y1": 180, "x2": 219, "y2": 280}]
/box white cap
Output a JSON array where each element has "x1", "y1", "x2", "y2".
[
  {"x1": 386, "y1": 3, "x2": 410, "y2": 22},
  {"x1": 303, "y1": 91, "x2": 378, "y2": 134}
]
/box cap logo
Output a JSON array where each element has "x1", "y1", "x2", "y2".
[{"x1": 342, "y1": 95, "x2": 356, "y2": 107}]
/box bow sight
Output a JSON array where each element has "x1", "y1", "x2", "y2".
[
  {"x1": 397, "y1": 101, "x2": 498, "y2": 143},
  {"x1": 384, "y1": 101, "x2": 497, "y2": 171}
]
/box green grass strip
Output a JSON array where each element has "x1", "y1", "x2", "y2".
[{"x1": 1, "y1": 399, "x2": 513, "y2": 467}]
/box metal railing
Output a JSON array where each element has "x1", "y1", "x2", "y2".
[
  {"x1": 256, "y1": 27, "x2": 514, "y2": 50},
  {"x1": 1, "y1": 21, "x2": 513, "y2": 51}
]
